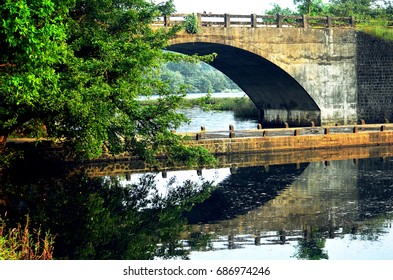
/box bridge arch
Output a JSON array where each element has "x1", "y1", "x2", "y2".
[
  {"x1": 168, "y1": 26, "x2": 359, "y2": 125},
  {"x1": 168, "y1": 42, "x2": 321, "y2": 127}
]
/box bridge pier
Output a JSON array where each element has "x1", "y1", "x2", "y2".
[{"x1": 259, "y1": 109, "x2": 321, "y2": 128}]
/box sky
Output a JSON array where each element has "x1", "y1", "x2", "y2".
[{"x1": 171, "y1": 0, "x2": 298, "y2": 14}]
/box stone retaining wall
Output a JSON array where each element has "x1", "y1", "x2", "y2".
[
  {"x1": 356, "y1": 32, "x2": 393, "y2": 123},
  {"x1": 184, "y1": 130, "x2": 393, "y2": 155}
]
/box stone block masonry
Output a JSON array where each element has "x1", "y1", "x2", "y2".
[
  {"x1": 356, "y1": 32, "x2": 393, "y2": 123},
  {"x1": 183, "y1": 130, "x2": 393, "y2": 155}
]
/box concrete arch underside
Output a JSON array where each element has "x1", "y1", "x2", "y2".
[{"x1": 168, "y1": 42, "x2": 321, "y2": 127}]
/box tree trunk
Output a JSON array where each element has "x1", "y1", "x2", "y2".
[
  {"x1": 0, "y1": 135, "x2": 8, "y2": 154},
  {"x1": 308, "y1": 0, "x2": 311, "y2": 15}
]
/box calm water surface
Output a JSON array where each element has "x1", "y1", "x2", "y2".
[
  {"x1": 1, "y1": 109, "x2": 393, "y2": 260},
  {"x1": 127, "y1": 156, "x2": 393, "y2": 260},
  {"x1": 177, "y1": 107, "x2": 258, "y2": 132}
]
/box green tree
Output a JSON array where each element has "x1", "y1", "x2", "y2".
[
  {"x1": 0, "y1": 0, "x2": 74, "y2": 150},
  {"x1": 265, "y1": 3, "x2": 296, "y2": 15},
  {"x1": 161, "y1": 61, "x2": 240, "y2": 93},
  {"x1": 1, "y1": 0, "x2": 215, "y2": 165},
  {"x1": 328, "y1": 0, "x2": 393, "y2": 19},
  {"x1": 157, "y1": 0, "x2": 176, "y2": 15},
  {"x1": 294, "y1": 0, "x2": 330, "y2": 15},
  {"x1": 293, "y1": 227, "x2": 329, "y2": 260}
]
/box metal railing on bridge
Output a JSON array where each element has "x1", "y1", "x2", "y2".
[{"x1": 154, "y1": 13, "x2": 356, "y2": 29}]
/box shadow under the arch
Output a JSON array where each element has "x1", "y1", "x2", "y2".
[{"x1": 167, "y1": 42, "x2": 321, "y2": 127}]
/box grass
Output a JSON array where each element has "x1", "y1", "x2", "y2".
[
  {"x1": 0, "y1": 216, "x2": 55, "y2": 260},
  {"x1": 359, "y1": 26, "x2": 393, "y2": 41},
  {"x1": 357, "y1": 20, "x2": 393, "y2": 42},
  {"x1": 203, "y1": 97, "x2": 259, "y2": 118}
]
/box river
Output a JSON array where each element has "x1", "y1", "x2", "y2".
[{"x1": 1, "y1": 108, "x2": 393, "y2": 260}]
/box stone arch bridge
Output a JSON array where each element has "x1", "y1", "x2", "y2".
[{"x1": 158, "y1": 14, "x2": 393, "y2": 127}]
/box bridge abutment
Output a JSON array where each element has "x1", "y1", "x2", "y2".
[{"x1": 356, "y1": 32, "x2": 393, "y2": 123}]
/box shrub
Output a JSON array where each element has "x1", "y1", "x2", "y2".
[
  {"x1": 184, "y1": 14, "x2": 199, "y2": 34},
  {"x1": 0, "y1": 216, "x2": 55, "y2": 260}
]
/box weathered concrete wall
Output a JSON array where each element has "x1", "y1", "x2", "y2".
[
  {"x1": 356, "y1": 32, "x2": 393, "y2": 123},
  {"x1": 184, "y1": 130, "x2": 393, "y2": 155},
  {"x1": 170, "y1": 27, "x2": 358, "y2": 125}
]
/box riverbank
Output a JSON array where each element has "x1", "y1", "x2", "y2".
[{"x1": 141, "y1": 95, "x2": 259, "y2": 119}]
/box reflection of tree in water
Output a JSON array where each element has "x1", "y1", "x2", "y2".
[
  {"x1": 293, "y1": 227, "x2": 329, "y2": 260},
  {"x1": 0, "y1": 162, "x2": 214, "y2": 260}
]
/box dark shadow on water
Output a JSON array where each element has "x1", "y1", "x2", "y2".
[{"x1": 184, "y1": 163, "x2": 309, "y2": 224}]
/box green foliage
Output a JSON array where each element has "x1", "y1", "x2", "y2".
[
  {"x1": 192, "y1": 96, "x2": 259, "y2": 119},
  {"x1": 265, "y1": 3, "x2": 297, "y2": 15},
  {"x1": 327, "y1": 1, "x2": 393, "y2": 41},
  {"x1": 294, "y1": 0, "x2": 330, "y2": 15},
  {"x1": 184, "y1": 14, "x2": 199, "y2": 34},
  {"x1": 1, "y1": 0, "x2": 215, "y2": 166},
  {"x1": 157, "y1": 0, "x2": 176, "y2": 16},
  {"x1": 1, "y1": 164, "x2": 216, "y2": 259},
  {"x1": 358, "y1": 25, "x2": 393, "y2": 41},
  {"x1": 0, "y1": 215, "x2": 55, "y2": 260},
  {"x1": 0, "y1": 146, "x2": 24, "y2": 169},
  {"x1": 161, "y1": 61, "x2": 241, "y2": 93},
  {"x1": 288, "y1": 0, "x2": 393, "y2": 19},
  {"x1": 293, "y1": 227, "x2": 329, "y2": 260},
  {"x1": 0, "y1": 0, "x2": 72, "y2": 139},
  {"x1": 167, "y1": 144, "x2": 218, "y2": 168},
  {"x1": 329, "y1": 0, "x2": 381, "y2": 19}
]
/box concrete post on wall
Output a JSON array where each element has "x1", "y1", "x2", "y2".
[
  {"x1": 164, "y1": 15, "x2": 170, "y2": 27},
  {"x1": 327, "y1": 16, "x2": 332, "y2": 28},
  {"x1": 229, "y1": 124, "x2": 235, "y2": 138},
  {"x1": 302, "y1": 15, "x2": 308, "y2": 29},
  {"x1": 251, "y1": 14, "x2": 257, "y2": 28},
  {"x1": 350, "y1": 16, "x2": 356, "y2": 28},
  {"x1": 224, "y1": 14, "x2": 231, "y2": 28},
  {"x1": 197, "y1": 13, "x2": 202, "y2": 28},
  {"x1": 277, "y1": 14, "x2": 283, "y2": 28}
]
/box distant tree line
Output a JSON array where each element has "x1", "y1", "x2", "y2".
[
  {"x1": 160, "y1": 61, "x2": 241, "y2": 93},
  {"x1": 266, "y1": 0, "x2": 393, "y2": 21}
]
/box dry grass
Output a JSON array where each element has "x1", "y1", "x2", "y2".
[{"x1": 0, "y1": 216, "x2": 55, "y2": 260}]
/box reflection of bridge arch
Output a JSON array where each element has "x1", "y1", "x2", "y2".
[{"x1": 168, "y1": 42, "x2": 321, "y2": 127}]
